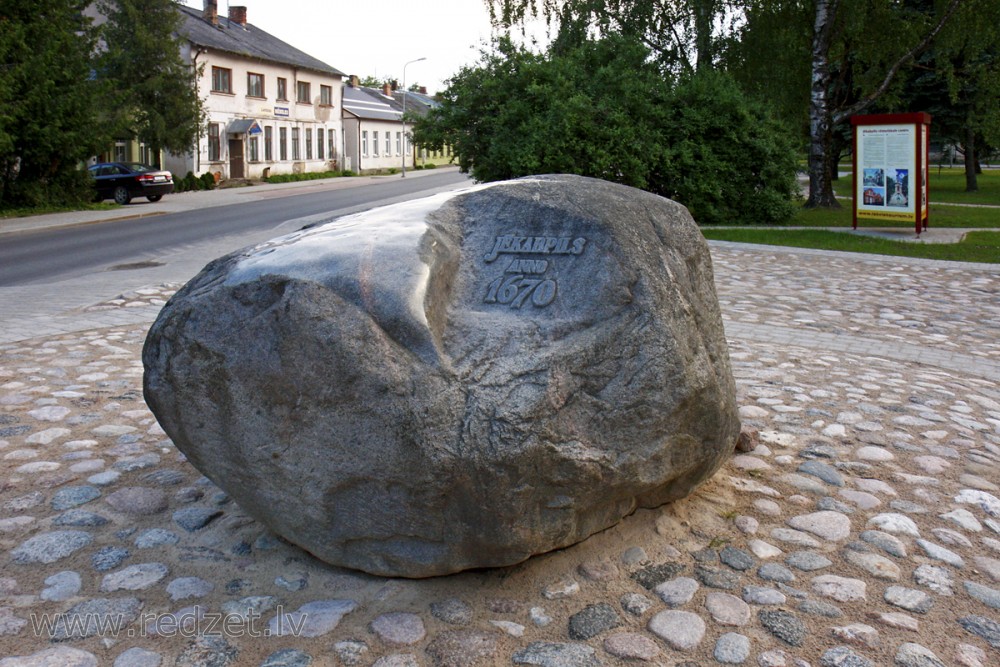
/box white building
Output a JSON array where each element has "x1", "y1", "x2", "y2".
[
  {"x1": 168, "y1": 2, "x2": 346, "y2": 180},
  {"x1": 342, "y1": 81, "x2": 412, "y2": 174}
]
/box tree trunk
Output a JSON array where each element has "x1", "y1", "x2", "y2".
[
  {"x1": 694, "y1": 0, "x2": 716, "y2": 71},
  {"x1": 964, "y1": 126, "x2": 978, "y2": 192},
  {"x1": 806, "y1": 0, "x2": 840, "y2": 208}
]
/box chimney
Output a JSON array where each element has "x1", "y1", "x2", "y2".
[
  {"x1": 229, "y1": 6, "x2": 247, "y2": 27},
  {"x1": 382, "y1": 82, "x2": 393, "y2": 97},
  {"x1": 418, "y1": 86, "x2": 427, "y2": 95},
  {"x1": 203, "y1": 0, "x2": 218, "y2": 26},
  {"x1": 349, "y1": 75, "x2": 359, "y2": 87}
]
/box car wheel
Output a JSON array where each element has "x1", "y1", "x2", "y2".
[
  {"x1": 147, "y1": 195, "x2": 163, "y2": 202},
  {"x1": 113, "y1": 186, "x2": 132, "y2": 205}
]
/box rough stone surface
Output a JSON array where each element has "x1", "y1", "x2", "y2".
[
  {"x1": 143, "y1": 175, "x2": 739, "y2": 577},
  {"x1": 894, "y1": 643, "x2": 945, "y2": 667},
  {"x1": 511, "y1": 642, "x2": 602, "y2": 666},
  {"x1": 567, "y1": 603, "x2": 621, "y2": 640},
  {"x1": 11, "y1": 530, "x2": 92, "y2": 564},
  {"x1": 714, "y1": 633, "x2": 751, "y2": 663},
  {"x1": 758, "y1": 609, "x2": 806, "y2": 647}
]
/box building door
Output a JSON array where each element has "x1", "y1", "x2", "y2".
[{"x1": 229, "y1": 139, "x2": 245, "y2": 179}]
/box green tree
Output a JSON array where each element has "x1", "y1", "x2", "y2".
[
  {"x1": 896, "y1": 1, "x2": 1000, "y2": 191},
  {"x1": 0, "y1": 0, "x2": 107, "y2": 208},
  {"x1": 414, "y1": 35, "x2": 798, "y2": 224},
  {"x1": 96, "y1": 0, "x2": 203, "y2": 161}
]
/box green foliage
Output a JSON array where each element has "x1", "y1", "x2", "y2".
[
  {"x1": 415, "y1": 35, "x2": 798, "y2": 225},
  {"x1": 423, "y1": 163, "x2": 437, "y2": 169},
  {"x1": 199, "y1": 172, "x2": 217, "y2": 190},
  {"x1": 0, "y1": 1, "x2": 108, "y2": 208},
  {"x1": 264, "y1": 170, "x2": 354, "y2": 184},
  {"x1": 183, "y1": 172, "x2": 200, "y2": 192},
  {"x1": 96, "y1": 0, "x2": 204, "y2": 158}
]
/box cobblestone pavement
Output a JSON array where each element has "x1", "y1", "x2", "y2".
[{"x1": 0, "y1": 243, "x2": 999, "y2": 666}]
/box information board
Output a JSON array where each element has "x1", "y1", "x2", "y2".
[{"x1": 851, "y1": 113, "x2": 931, "y2": 235}]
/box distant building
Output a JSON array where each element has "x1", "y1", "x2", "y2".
[
  {"x1": 170, "y1": 1, "x2": 346, "y2": 180},
  {"x1": 342, "y1": 80, "x2": 410, "y2": 174}
]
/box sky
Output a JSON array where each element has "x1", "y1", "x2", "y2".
[{"x1": 181, "y1": 0, "x2": 550, "y2": 94}]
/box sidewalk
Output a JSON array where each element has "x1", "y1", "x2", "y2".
[{"x1": 0, "y1": 166, "x2": 461, "y2": 236}]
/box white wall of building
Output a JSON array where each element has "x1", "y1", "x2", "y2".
[{"x1": 166, "y1": 47, "x2": 344, "y2": 180}]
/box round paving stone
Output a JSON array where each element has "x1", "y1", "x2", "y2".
[
  {"x1": 647, "y1": 610, "x2": 705, "y2": 650},
  {"x1": 705, "y1": 592, "x2": 751, "y2": 626},
  {"x1": 714, "y1": 633, "x2": 751, "y2": 664},
  {"x1": 654, "y1": 577, "x2": 699, "y2": 607},
  {"x1": 567, "y1": 603, "x2": 621, "y2": 640},
  {"x1": 603, "y1": 633, "x2": 660, "y2": 662},
  {"x1": 370, "y1": 612, "x2": 426, "y2": 645},
  {"x1": 787, "y1": 511, "x2": 852, "y2": 541},
  {"x1": 894, "y1": 642, "x2": 945, "y2": 667},
  {"x1": 11, "y1": 530, "x2": 92, "y2": 564},
  {"x1": 51, "y1": 486, "x2": 101, "y2": 510},
  {"x1": 885, "y1": 586, "x2": 934, "y2": 614},
  {"x1": 820, "y1": 646, "x2": 874, "y2": 667},
  {"x1": 105, "y1": 487, "x2": 168, "y2": 515},
  {"x1": 758, "y1": 609, "x2": 806, "y2": 646}
]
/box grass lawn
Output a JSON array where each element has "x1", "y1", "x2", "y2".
[
  {"x1": 831, "y1": 167, "x2": 1000, "y2": 206},
  {"x1": 701, "y1": 228, "x2": 1000, "y2": 264},
  {"x1": 788, "y1": 201, "x2": 1000, "y2": 228},
  {"x1": 0, "y1": 202, "x2": 118, "y2": 219}
]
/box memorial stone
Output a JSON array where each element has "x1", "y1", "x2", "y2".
[{"x1": 143, "y1": 174, "x2": 739, "y2": 577}]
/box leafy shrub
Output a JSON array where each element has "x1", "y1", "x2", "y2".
[
  {"x1": 199, "y1": 172, "x2": 217, "y2": 190},
  {"x1": 423, "y1": 163, "x2": 437, "y2": 169},
  {"x1": 183, "y1": 172, "x2": 199, "y2": 191},
  {"x1": 415, "y1": 35, "x2": 797, "y2": 225},
  {"x1": 264, "y1": 170, "x2": 353, "y2": 184}
]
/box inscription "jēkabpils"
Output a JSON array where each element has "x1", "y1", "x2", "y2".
[{"x1": 484, "y1": 235, "x2": 587, "y2": 263}]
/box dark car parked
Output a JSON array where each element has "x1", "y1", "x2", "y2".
[{"x1": 88, "y1": 162, "x2": 174, "y2": 205}]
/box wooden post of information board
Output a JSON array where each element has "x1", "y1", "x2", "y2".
[{"x1": 851, "y1": 113, "x2": 931, "y2": 236}]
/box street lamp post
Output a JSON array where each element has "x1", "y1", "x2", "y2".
[{"x1": 401, "y1": 57, "x2": 426, "y2": 178}]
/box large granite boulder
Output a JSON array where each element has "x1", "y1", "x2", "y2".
[{"x1": 143, "y1": 174, "x2": 739, "y2": 577}]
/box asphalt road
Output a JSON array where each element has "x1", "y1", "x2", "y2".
[{"x1": 0, "y1": 170, "x2": 472, "y2": 287}]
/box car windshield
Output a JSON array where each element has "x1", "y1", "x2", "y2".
[{"x1": 124, "y1": 163, "x2": 157, "y2": 173}]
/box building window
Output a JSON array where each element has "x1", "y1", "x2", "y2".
[
  {"x1": 279, "y1": 127, "x2": 287, "y2": 161},
  {"x1": 211, "y1": 67, "x2": 232, "y2": 93},
  {"x1": 396, "y1": 132, "x2": 402, "y2": 156},
  {"x1": 247, "y1": 72, "x2": 264, "y2": 98},
  {"x1": 362, "y1": 131, "x2": 368, "y2": 157},
  {"x1": 372, "y1": 129, "x2": 379, "y2": 156},
  {"x1": 277, "y1": 77, "x2": 287, "y2": 101},
  {"x1": 291, "y1": 128, "x2": 300, "y2": 160},
  {"x1": 317, "y1": 128, "x2": 324, "y2": 160},
  {"x1": 320, "y1": 85, "x2": 333, "y2": 106},
  {"x1": 297, "y1": 81, "x2": 311, "y2": 103},
  {"x1": 208, "y1": 123, "x2": 221, "y2": 161},
  {"x1": 248, "y1": 136, "x2": 259, "y2": 162},
  {"x1": 264, "y1": 126, "x2": 273, "y2": 161},
  {"x1": 385, "y1": 131, "x2": 391, "y2": 157},
  {"x1": 329, "y1": 132, "x2": 336, "y2": 163},
  {"x1": 305, "y1": 128, "x2": 313, "y2": 159}
]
